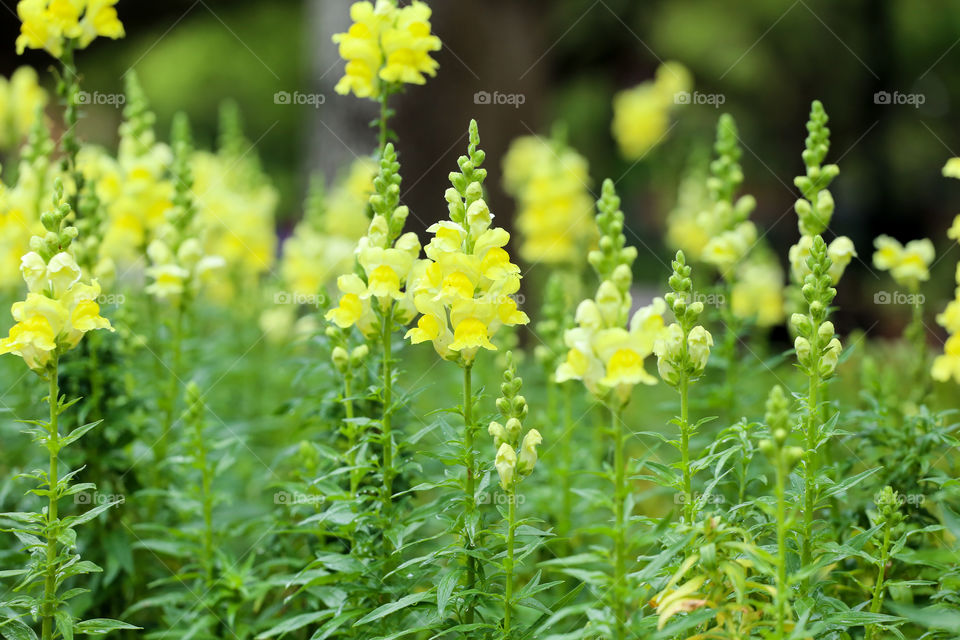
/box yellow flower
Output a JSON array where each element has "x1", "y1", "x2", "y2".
[
  {"x1": 872, "y1": 235, "x2": 935, "y2": 289},
  {"x1": 332, "y1": 0, "x2": 441, "y2": 100},
  {"x1": 502, "y1": 135, "x2": 597, "y2": 266},
  {"x1": 790, "y1": 234, "x2": 857, "y2": 285},
  {"x1": 701, "y1": 221, "x2": 757, "y2": 275},
  {"x1": 730, "y1": 258, "x2": 785, "y2": 328},
  {"x1": 495, "y1": 442, "x2": 516, "y2": 490},
  {"x1": 949, "y1": 215, "x2": 960, "y2": 242},
  {"x1": 932, "y1": 334, "x2": 960, "y2": 383},
  {"x1": 611, "y1": 61, "x2": 691, "y2": 160},
  {"x1": 517, "y1": 429, "x2": 542, "y2": 475},
  {"x1": 943, "y1": 157, "x2": 960, "y2": 180},
  {"x1": 0, "y1": 67, "x2": 47, "y2": 150},
  {"x1": 557, "y1": 297, "x2": 667, "y2": 398},
  {"x1": 16, "y1": 0, "x2": 124, "y2": 57}
]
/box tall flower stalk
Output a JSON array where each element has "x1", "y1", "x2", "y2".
[
  {"x1": 0, "y1": 183, "x2": 130, "y2": 639},
  {"x1": 788, "y1": 101, "x2": 850, "y2": 568},
  {"x1": 556, "y1": 180, "x2": 667, "y2": 637},
  {"x1": 404, "y1": 120, "x2": 529, "y2": 623},
  {"x1": 758, "y1": 386, "x2": 803, "y2": 638},
  {"x1": 488, "y1": 353, "x2": 542, "y2": 636},
  {"x1": 655, "y1": 251, "x2": 713, "y2": 522}
]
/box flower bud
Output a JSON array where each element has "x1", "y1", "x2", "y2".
[
  {"x1": 790, "y1": 313, "x2": 811, "y2": 335},
  {"x1": 350, "y1": 345, "x2": 369, "y2": 367},
  {"x1": 687, "y1": 325, "x2": 713, "y2": 375},
  {"x1": 517, "y1": 429, "x2": 542, "y2": 475},
  {"x1": 817, "y1": 321, "x2": 835, "y2": 341},
  {"x1": 488, "y1": 421, "x2": 508, "y2": 448},
  {"x1": 495, "y1": 443, "x2": 516, "y2": 489},
  {"x1": 505, "y1": 417, "x2": 522, "y2": 443},
  {"x1": 331, "y1": 346, "x2": 349, "y2": 372},
  {"x1": 785, "y1": 446, "x2": 804, "y2": 469},
  {"x1": 819, "y1": 337, "x2": 842, "y2": 377},
  {"x1": 794, "y1": 337, "x2": 811, "y2": 364}
]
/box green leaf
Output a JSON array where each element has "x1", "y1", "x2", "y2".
[
  {"x1": 255, "y1": 612, "x2": 332, "y2": 639},
  {"x1": 74, "y1": 619, "x2": 141, "y2": 635},
  {"x1": 0, "y1": 619, "x2": 38, "y2": 640},
  {"x1": 436, "y1": 569, "x2": 459, "y2": 618},
  {"x1": 355, "y1": 591, "x2": 432, "y2": 626}
]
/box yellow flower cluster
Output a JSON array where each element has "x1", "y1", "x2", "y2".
[
  {"x1": 0, "y1": 189, "x2": 111, "y2": 373},
  {"x1": 16, "y1": 0, "x2": 124, "y2": 57},
  {"x1": 872, "y1": 235, "x2": 935, "y2": 290},
  {"x1": 730, "y1": 257, "x2": 785, "y2": 328},
  {"x1": 332, "y1": 0, "x2": 441, "y2": 100},
  {"x1": 192, "y1": 150, "x2": 278, "y2": 297},
  {"x1": 281, "y1": 159, "x2": 376, "y2": 298},
  {"x1": 934, "y1": 159, "x2": 960, "y2": 383},
  {"x1": 405, "y1": 122, "x2": 529, "y2": 364},
  {"x1": 789, "y1": 234, "x2": 856, "y2": 285},
  {"x1": 145, "y1": 236, "x2": 224, "y2": 302},
  {"x1": 81, "y1": 142, "x2": 175, "y2": 267},
  {"x1": 0, "y1": 67, "x2": 47, "y2": 150},
  {"x1": 501, "y1": 135, "x2": 596, "y2": 266},
  {"x1": 611, "y1": 61, "x2": 691, "y2": 160},
  {"x1": 327, "y1": 144, "x2": 421, "y2": 337},
  {"x1": 0, "y1": 147, "x2": 56, "y2": 289},
  {"x1": 556, "y1": 180, "x2": 667, "y2": 406}
]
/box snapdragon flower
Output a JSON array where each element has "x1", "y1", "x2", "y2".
[
  {"x1": 502, "y1": 134, "x2": 596, "y2": 266},
  {"x1": 332, "y1": 0, "x2": 441, "y2": 100},
  {"x1": 872, "y1": 235, "x2": 935, "y2": 290},
  {"x1": 0, "y1": 183, "x2": 111, "y2": 374},
  {"x1": 556, "y1": 180, "x2": 667, "y2": 407},
  {"x1": 16, "y1": 0, "x2": 124, "y2": 58},
  {"x1": 404, "y1": 121, "x2": 529, "y2": 364},
  {"x1": 612, "y1": 61, "x2": 691, "y2": 160}
]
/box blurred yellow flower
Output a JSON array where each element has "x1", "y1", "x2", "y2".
[
  {"x1": 0, "y1": 67, "x2": 47, "y2": 150},
  {"x1": 502, "y1": 135, "x2": 597, "y2": 266},
  {"x1": 872, "y1": 235, "x2": 934, "y2": 289},
  {"x1": 332, "y1": 0, "x2": 441, "y2": 100},
  {"x1": 730, "y1": 258, "x2": 785, "y2": 328},
  {"x1": 611, "y1": 61, "x2": 691, "y2": 160},
  {"x1": 16, "y1": 0, "x2": 123, "y2": 57}
]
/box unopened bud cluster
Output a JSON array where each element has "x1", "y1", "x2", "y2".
[
  {"x1": 790, "y1": 237, "x2": 842, "y2": 379},
  {"x1": 588, "y1": 179, "x2": 638, "y2": 287},
  {"x1": 489, "y1": 352, "x2": 541, "y2": 490},
  {"x1": 758, "y1": 385, "x2": 803, "y2": 469},
  {"x1": 794, "y1": 100, "x2": 839, "y2": 237},
  {"x1": 655, "y1": 251, "x2": 713, "y2": 387}
]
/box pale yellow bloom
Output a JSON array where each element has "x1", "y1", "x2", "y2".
[
  {"x1": 612, "y1": 61, "x2": 692, "y2": 160},
  {"x1": 872, "y1": 235, "x2": 935, "y2": 289}
]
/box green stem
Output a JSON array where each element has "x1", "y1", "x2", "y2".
[
  {"x1": 504, "y1": 483, "x2": 516, "y2": 637},
  {"x1": 801, "y1": 371, "x2": 820, "y2": 568},
  {"x1": 866, "y1": 525, "x2": 892, "y2": 640},
  {"x1": 41, "y1": 358, "x2": 61, "y2": 640},
  {"x1": 59, "y1": 45, "x2": 84, "y2": 219},
  {"x1": 344, "y1": 373, "x2": 359, "y2": 497},
  {"x1": 200, "y1": 434, "x2": 215, "y2": 587},
  {"x1": 158, "y1": 304, "x2": 185, "y2": 464},
  {"x1": 775, "y1": 451, "x2": 789, "y2": 639},
  {"x1": 611, "y1": 404, "x2": 626, "y2": 640},
  {"x1": 378, "y1": 90, "x2": 389, "y2": 157},
  {"x1": 560, "y1": 385, "x2": 573, "y2": 546},
  {"x1": 680, "y1": 376, "x2": 692, "y2": 522},
  {"x1": 381, "y1": 310, "x2": 394, "y2": 512},
  {"x1": 463, "y1": 363, "x2": 477, "y2": 624}
]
